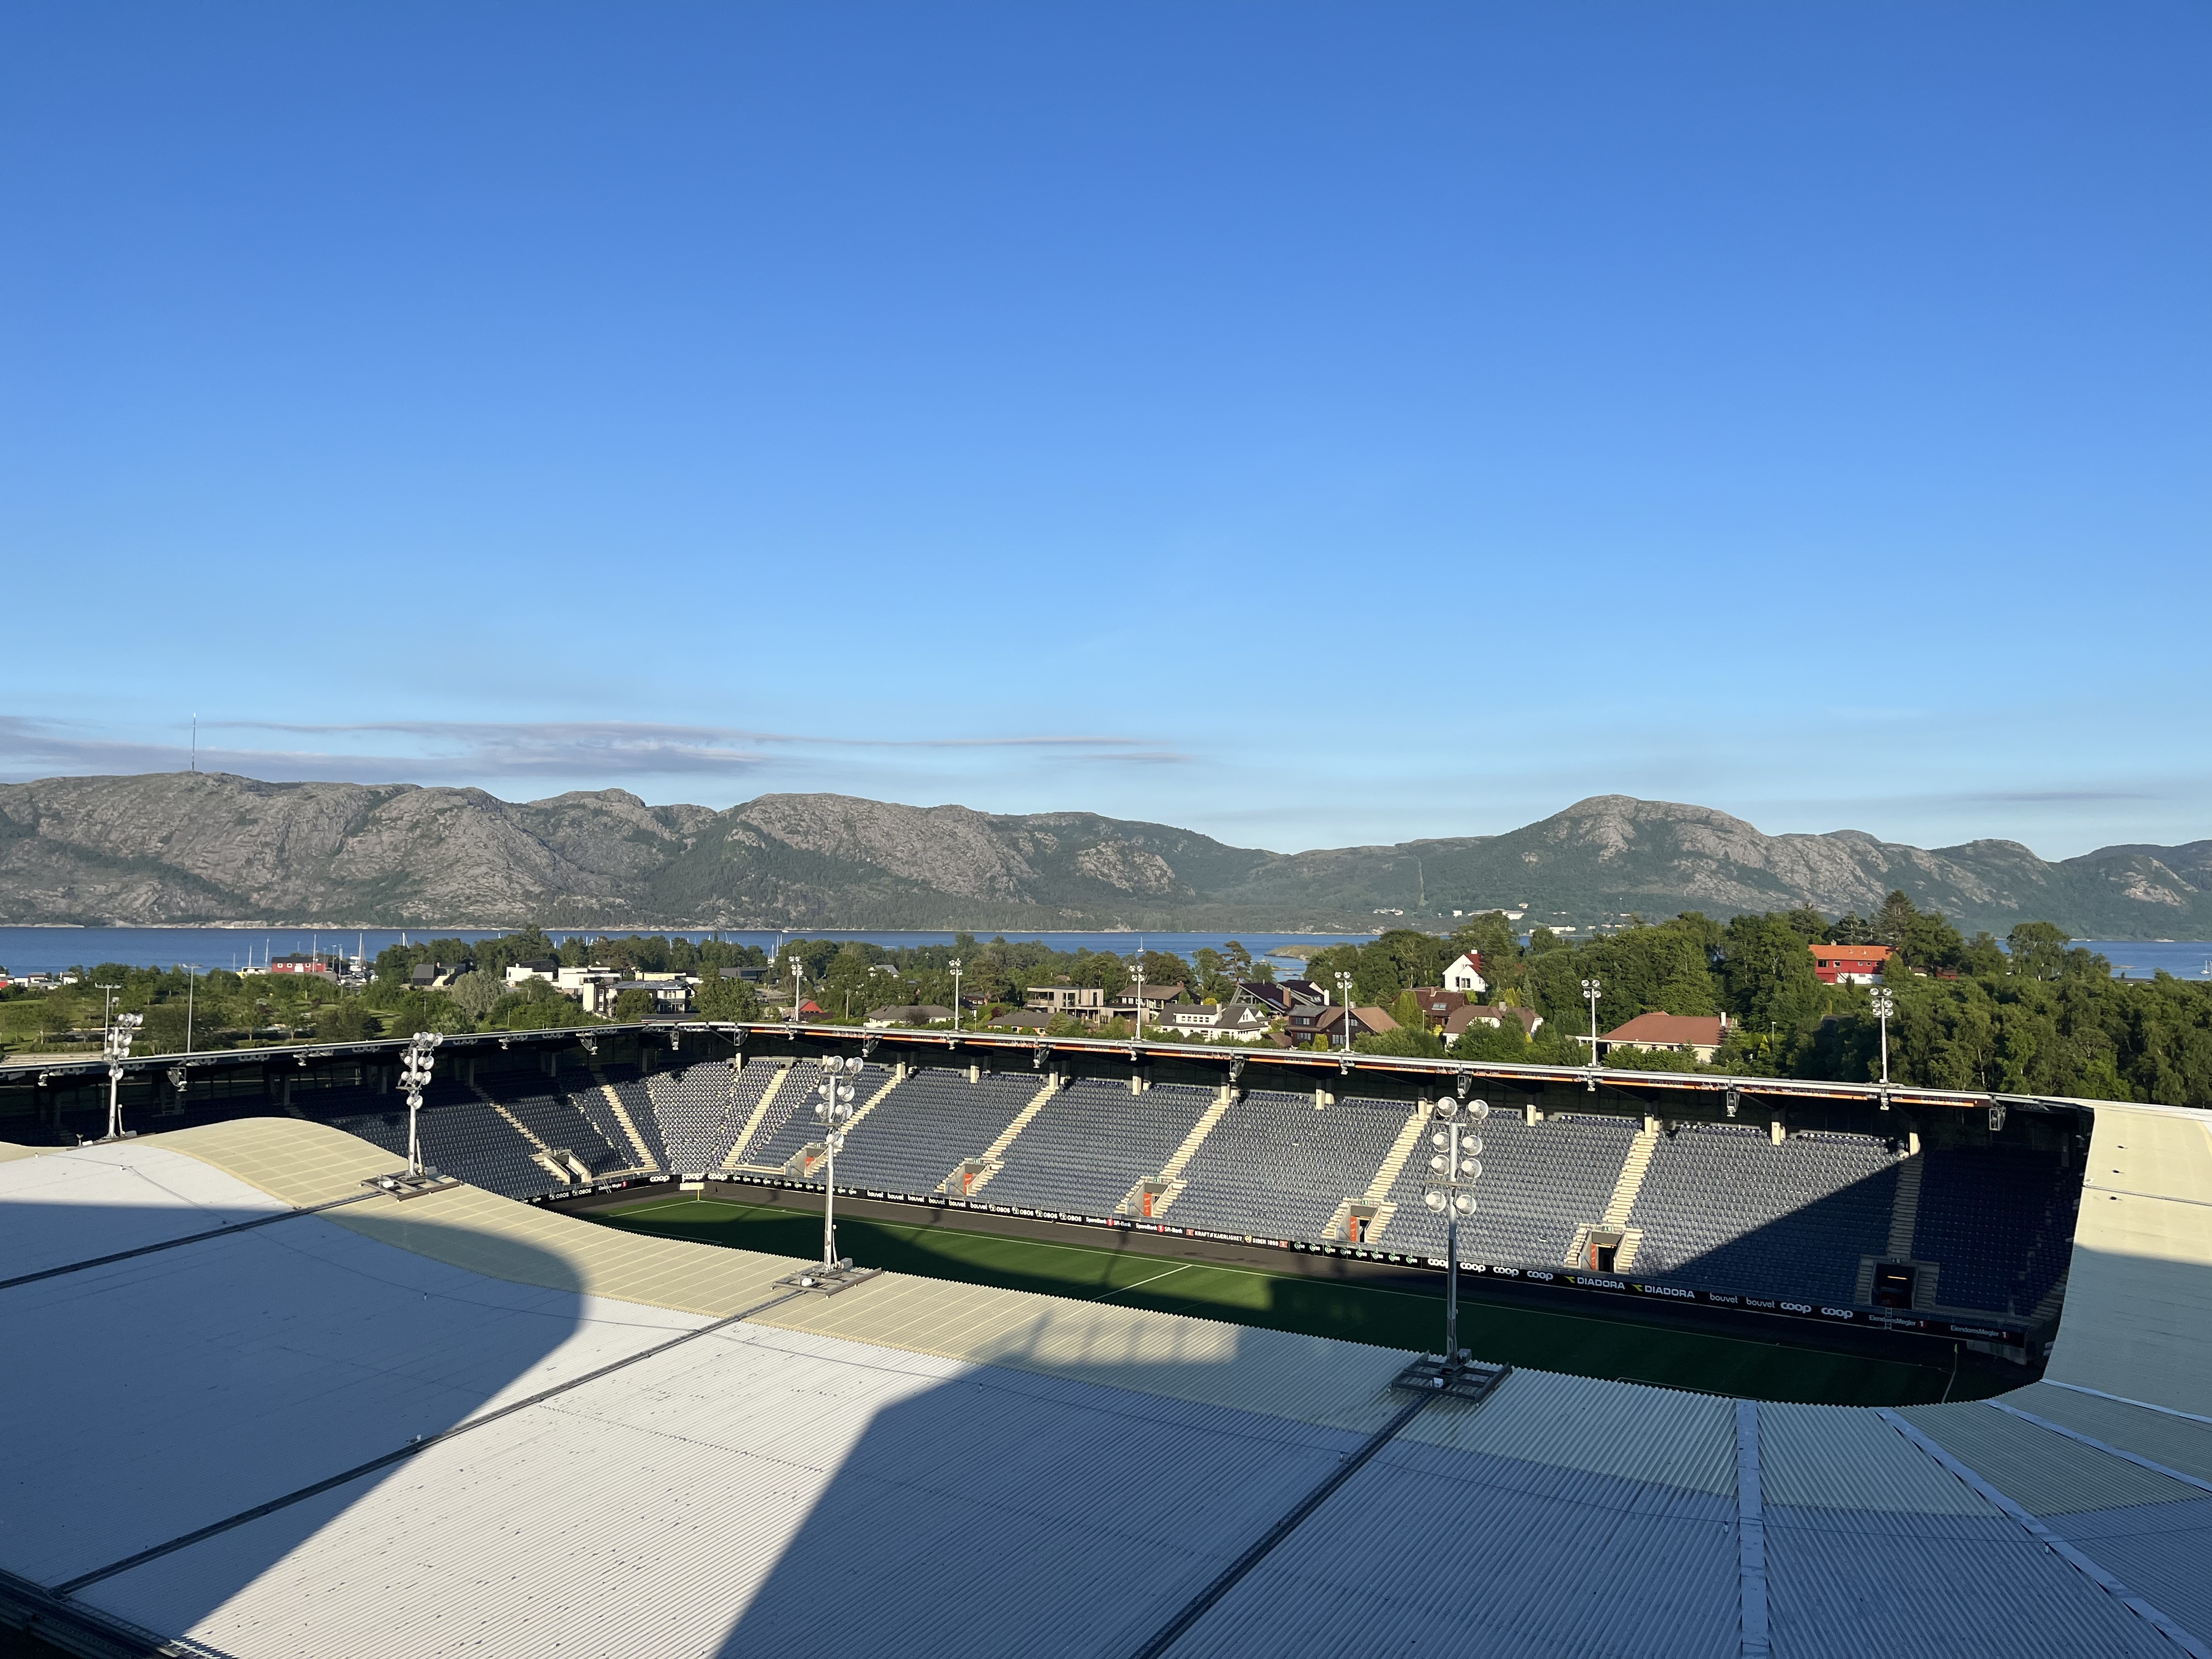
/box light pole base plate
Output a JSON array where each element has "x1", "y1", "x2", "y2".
[
  {"x1": 1392, "y1": 1356, "x2": 1512, "y2": 1404},
  {"x1": 366, "y1": 1169, "x2": 461, "y2": 1200},
  {"x1": 775, "y1": 1263, "x2": 883, "y2": 1296}
]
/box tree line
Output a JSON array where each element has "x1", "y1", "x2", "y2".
[
  {"x1": 1306, "y1": 898, "x2": 2212, "y2": 1108},
  {"x1": 8, "y1": 905, "x2": 2209, "y2": 1108}
]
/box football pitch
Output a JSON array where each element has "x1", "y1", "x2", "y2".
[{"x1": 588, "y1": 1193, "x2": 2023, "y2": 1407}]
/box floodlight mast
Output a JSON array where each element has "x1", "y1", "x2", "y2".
[
  {"x1": 949, "y1": 960, "x2": 963, "y2": 1034},
  {"x1": 814, "y1": 1056, "x2": 860, "y2": 1266},
  {"x1": 1129, "y1": 957, "x2": 1146, "y2": 1041},
  {"x1": 101, "y1": 1013, "x2": 143, "y2": 1141},
  {"x1": 1581, "y1": 978, "x2": 1604, "y2": 1092},
  {"x1": 1420, "y1": 1096, "x2": 1488, "y2": 1361},
  {"x1": 399, "y1": 1031, "x2": 443, "y2": 1175},
  {"x1": 1334, "y1": 972, "x2": 1355, "y2": 1052},
  {"x1": 1870, "y1": 985, "x2": 1895, "y2": 1104}
]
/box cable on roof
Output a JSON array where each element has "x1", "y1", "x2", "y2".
[
  {"x1": 1122, "y1": 1381, "x2": 1458, "y2": 1659},
  {"x1": 53, "y1": 1285, "x2": 813, "y2": 1599},
  {"x1": 0, "y1": 1189, "x2": 383, "y2": 1295}
]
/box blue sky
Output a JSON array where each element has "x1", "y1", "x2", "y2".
[{"x1": 2, "y1": 3, "x2": 2204, "y2": 859}]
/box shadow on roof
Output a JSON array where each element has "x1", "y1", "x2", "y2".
[{"x1": 0, "y1": 1198, "x2": 592, "y2": 1640}]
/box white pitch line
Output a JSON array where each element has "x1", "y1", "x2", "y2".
[{"x1": 1092, "y1": 1263, "x2": 1190, "y2": 1302}]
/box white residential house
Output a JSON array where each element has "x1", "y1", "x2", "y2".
[
  {"x1": 1441, "y1": 952, "x2": 1488, "y2": 995},
  {"x1": 1165, "y1": 1001, "x2": 1273, "y2": 1043}
]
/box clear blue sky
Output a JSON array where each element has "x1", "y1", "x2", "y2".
[{"x1": 2, "y1": 3, "x2": 2204, "y2": 859}]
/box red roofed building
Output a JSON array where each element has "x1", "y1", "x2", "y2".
[{"x1": 1810, "y1": 943, "x2": 1893, "y2": 985}]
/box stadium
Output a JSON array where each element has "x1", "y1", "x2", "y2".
[{"x1": 3, "y1": 1022, "x2": 2208, "y2": 1658}]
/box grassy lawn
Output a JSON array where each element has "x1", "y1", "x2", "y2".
[{"x1": 589, "y1": 1193, "x2": 2019, "y2": 1407}]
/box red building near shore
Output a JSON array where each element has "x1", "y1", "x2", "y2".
[{"x1": 1810, "y1": 943, "x2": 1893, "y2": 985}]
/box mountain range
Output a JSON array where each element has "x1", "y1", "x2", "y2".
[{"x1": 1, "y1": 772, "x2": 2207, "y2": 940}]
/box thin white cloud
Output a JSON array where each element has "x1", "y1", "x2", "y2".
[
  {"x1": 0, "y1": 714, "x2": 1191, "y2": 791},
  {"x1": 216, "y1": 718, "x2": 1158, "y2": 752}
]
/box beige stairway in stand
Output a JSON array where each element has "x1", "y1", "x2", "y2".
[
  {"x1": 1122, "y1": 1090, "x2": 1235, "y2": 1216},
  {"x1": 1856, "y1": 1151, "x2": 1931, "y2": 1305},
  {"x1": 724, "y1": 1063, "x2": 794, "y2": 1170},
  {"x1": 1886, "y1": 1153, "x2": 1925, "y2": 1260},
  {"x1": 471, "y1": 1084, "x2": 591, "y2": 1184},
  {"x1": 587, "y1": 1067, "x2": 660, "y2": 1171},
  {"x1": 960, "y1": 1076, "x2": 1060, "y2": 1197},
  {"x1": 781, "y1": 1066, "x2": 907, "y2": 1182},
  {"x1": 1566, "y1": 1124, "x2": 1658, "y2": 1270},
  {"x1": 1339, "y1": 1101, "x2": 1433, "y2": 1243}
]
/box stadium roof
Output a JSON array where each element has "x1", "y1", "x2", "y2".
[{"x1": 3, "y1": 1104, "x2": 2211, "y2": 1658}]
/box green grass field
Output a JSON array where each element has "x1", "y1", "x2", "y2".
[{"x1": 589, "y1": 1193, "x2": 2023, "y2": 1407}]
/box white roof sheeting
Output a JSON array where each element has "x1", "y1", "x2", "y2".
[
  {"x1": 1400, "y1": 1367, "x2": 1737, "y2": 1496},
  {"x1": 1160, "y1": 1432, "x2": 1739, "y2": 1658},
  {"x1": 86, "y1": 1324, "x2": 1374, "y2": 1659},
  {"x1": 1, "y1": 1210, "x2": 706, "y2": 1585},
  {"x1": 0, "y1": 1140, "x2": 286, "y2": 1276},
  {"x1": 2044, "y1": 1104, "x2": 2212, "y2": 1418},
  {"x1": 9, "y1": 1106, "x2": 2212, "y2": 1658}
]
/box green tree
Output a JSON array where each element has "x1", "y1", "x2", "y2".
[
  {"x1": 1718, "y1": 912, "x2": 1822, "y2": 1037},
  {"x1": 697, "y1": 974, "x2": 761, "y2": 1022},
  {"x1": 1355, "y1": 1024, "x2": 1447, "y2": 1058},
  {"x1": 392, "y1": 989, "x2": 471, "y2": 1036},
  {"x1": 1449, "y1": 1018, "x2": 1531, "y2": 1063},
  {"x1": 448, "y1": 973, "x2": 505, "y2": 1020},
  {"x1": 1959, "y1": 931, "x2": 2006, "y2": 977},
  {"x1": 2007, "y1": 921, "x2": 2070, "y2": 982},
  {"x1": 318, "y1": 1000, "x2": 375, "y2": 1042},
  {"x1": 612, "y1": 988, "x2": 657, "y2": 1022},
  {"x1": 1136, "y1": 950, "x2": 1194, "y2": 991}
]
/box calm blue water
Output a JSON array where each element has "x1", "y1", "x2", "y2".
[
  {"x1": 2084, "y1": 941, "x2": 2212, "y2": 980},
  {"x1": 0, "y1": 926, "x2": 1373, "y2": 977},
  {"x1": 3, "y1": 926, "x2": 2201, "y2": 980}
]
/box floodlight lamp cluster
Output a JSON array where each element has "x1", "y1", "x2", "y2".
[
  {"x1": 104, "y1": 1012, "x2": 144, "y2": 1069},
  {"x1": 814, "y1": 1054, "x2": 861, "y2": 1140},
  {"x1": 1421, "y1": 1096, "x2": 1490, "y2": 1216},
  {"x1": 398, "y1": 1031, "x2": 443, "y2": 1103},
  {"x1": 1870, "y1": 987, "x2": 1896, "y2": 1018}
]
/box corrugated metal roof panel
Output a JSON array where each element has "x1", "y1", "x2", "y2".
[
  {"x1": 2010, "y1": 1383, "x2": 2212, "y2": 1484},
  {"x1": 2050, "y1": 1495, "x2": 2212, "y2": 1644},
  {"x1": 1759, "y1": 1403, "x2": 1996, "y2": 1515},
  {"x1": 755, "y1": 1271, "x2": 1412, "y2": 1432},
  {"x1": 153, "y1": 1116, "x2": 410, "y2": 1206},
  {"x1": 88, "y1": 1317, "x2": 1367, "y2": 1659},
  {"x1": 1901, "y1": 1402, "x2": 2205, "y2": 1516},
  {"x1": 1765, "y1": 1504, "x2": 2172, "y2": 1658},
  {"x1": 328, "y1": 1181, "x2": 807, "y2": 1315},
  {"x1": 0, "y1": 1142, "x2": 287, "y2": 1274},
  {"x1": 2044, "y1": 1103, "x2": 2212, "y2": 1420},
  {"x1": 1398, "y1": 1368, "x2": 1736, "y2": 1496},
  {"x1": 1163, "y1": 1437, "x2": 1737, "y2": 1659},
  {"x1": 144, "y1": 1118, "x2": 814, "y2": 1317},
  {"x1": 0, "y1": 1215, "x2": 697, "y2": 1587}
]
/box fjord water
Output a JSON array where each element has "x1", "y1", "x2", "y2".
[
  {"x1": 0, "y1": 927, "x2": 1376, "y2": 977},
  {"x1": 0, "y1": 927, "x2": 2204, "y2": 980}
]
